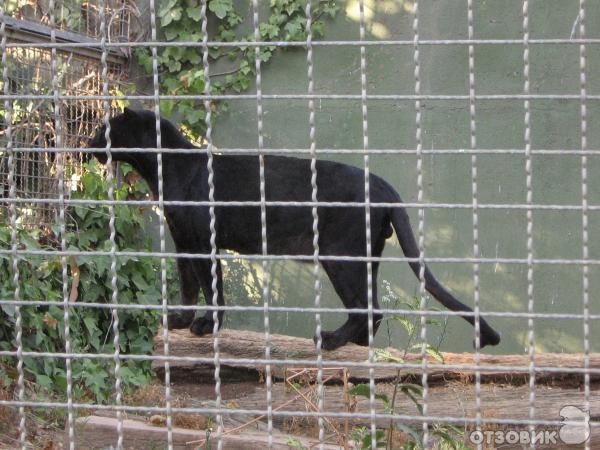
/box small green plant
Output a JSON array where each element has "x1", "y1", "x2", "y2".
[
  {"x1": 0, "y1": 160, "x2": 177, "y2": 404},
  {"x1": 349, "y1": 379, "x2": 467, "y2": 449},
  {"x1": 204, "y1": 428, "x2": 212, "y2": 450},
  {"x1": 348, "y1": 283, "x2": 466, "y2": 450},
  {"x1": 285, "y1": 435, "x2": 308, "y2": 450},
  {"x1": 350, "y1": 426, "x2": 387, "y2": 449}
]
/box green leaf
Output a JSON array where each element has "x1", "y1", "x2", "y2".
[
  {"x1": 36, "y1": 374, "x2": 54, "y2": 390},
  {"x1": 20, "y1": 233, "x2": 40, "y2": 250},
  {"x1": 433, "y1": 428, "x2": 464, "y2": 449},
  {"x1": 160, "y1": 6, "x2": 183, "y2": 27},
  {"x1": 391, "y1": 315, "x2": 415, "y2": 334},
  {"x1": 348, "y1": 383, "x2": 370, "y2": 398},
  {"x1": 323, "y1": 3, "x2": 340, "y2": 18},
  {"x1": 284, "y1": 19, "x2": 304, "y2": 40},
  {"x1": 1, "y1": 304, "x2": 15, "y2": 318},
  {"x1": 77, "y1": 230, "x2": 98, "y2": 248},
  {"x1": 285, "y1": 3, "x2": 298, "y2": 16},
  {"x1": 135, "y1": 49, "x2": 153, "y2": 73},
  {"x1": 186, "y1": 108, "x2": 206, "y2": 125},
  {"x1": 394, "y1": 422, "x2": 423, "y2": 447},
  {"x1": 348, "y1": 383, "x2": 388, "y2": 406},
  {"x1": 83, "y1": 316, "x2": 98, "y2": 335},
  {"x1": 208, "y1": 0, "x2": 232, "y2": 19},
  {"x1": 82, "y1": 172, "x2": 99, "y2": 193},
  {"x1": 187, "y1": 5, "x2": 202, "y2": 21},
  {"x1": 158, "y1": 101, "x2": 172, "y2": 119},
  {"x1": 425, "y1": 318, "x2": 441, "y2": 326},
  {"x1": 239, "y1": 59, "x2": 251, "y2": 75},
  {"x1": 399, "y1": 384, "x2": 424, "y2": 413},
  {"x1": 72, "y1": 205, "x2": 87, "y2": 220},
  {"x1": 259, "y1": 49, "x2": 273, "y2": 62},
  {"x1": 359, "y1": 429, "x2": 387, "y2": 448},
  {"x1": 157, "y1": 0, "x2": 177, "y2": 17},
  {"x1": 131, "y1": 271, "x2": 149, "y2": 290},
  {"x1": 164, "y1": 27, "x2": 180, "y2": 40},
  {"x1": 83, "y1": 365, "x2": 110, "y2": 401},
  {"x1": 374, "y1": 349, "x2": 404, "y2": 364},
  {"x1": 129, "y1": 334, "x2": 154, "y2": 354},
  {"x1": 226, "y1": 12, "x2": 242, "y2": 27},
  {"x1": 183, "y1": 48, "x2": 202, "y2": 65},
  {"x1": 219, "y1": 29, "x2": 236, "y2": 42},
  {"x1": 259, "y1": 22, "x2": 280, "y2": 39},
  {"x1": 409, "y1": 343, "x2": 445, "y2": 363},
  {"x1": 425, "y1": 346, "x2": 445, "y2": 363},
  {"x1": 397, "y1": 383, "x2": 423, "y2": 396},
  {"x1": 167, "y1": 59, "x2": 182, "y2": 72},
  {"x1": 285, "y1": 436, "x2": 308, "y2": 450},
  {"x1": 179, "y1": 31, "x2": 202, "y2": 43},
  {"x1": 312, "y1": 20, "x2": 325, "y2": 37},
  {"x1": 163, "y1": 76, "x2": 180, "y2": 93}
]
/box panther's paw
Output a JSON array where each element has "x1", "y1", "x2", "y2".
[
  {"x1": 313, "y1": 330, "x2": 348, "y2": 351},
  {"x1": 190, "y1": 316, "x2": 216, "y2": 336},
  {"x1": 167, "y1": 312, "x2": 194, "y2": 330},
  {"x1": 475, "y1": 329, "x2": 502, "y2": 349},
  {"x1": 349, "y1": 332, "x2": 369, "y2": 347}
]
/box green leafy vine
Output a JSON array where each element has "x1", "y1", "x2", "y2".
[
  {"x1": 0, "y1": 161, "x2": 178, "y2": 404},
  {"x1": 135, "y1": 0, "x2": 339, "y2": 138}
]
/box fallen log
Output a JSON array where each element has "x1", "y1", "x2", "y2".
[
  {"x1": 70, "y1": 415, "x2": 340, "y2": 450},
  {"x1": 187, "y1": 382, "x2": 599, "y2": 428},
  {"x1": 154, "y1": 328, "x2": 600, "y2": 384}
]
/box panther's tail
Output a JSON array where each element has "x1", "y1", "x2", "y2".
[{"x1": 390, "y1": 206, "x2": 501, "y2": 348}]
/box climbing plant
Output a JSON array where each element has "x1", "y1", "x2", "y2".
[
  {"x1": 0, "y1": 161, "x2": 178, "y2": 404},
  {"x1": 135, "y1": 0, "x2": 339, "y2": 138}
]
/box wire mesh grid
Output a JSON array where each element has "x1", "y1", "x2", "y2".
[
  {"x1": 6, "y1": 0, "x2": 136, "y2": 41},
  {"x1": 0, "y1": 0, "x2": 599, "y2": 449},
  {"x1": 0, "y1": 28, "x2": 128, "y2": 227}
]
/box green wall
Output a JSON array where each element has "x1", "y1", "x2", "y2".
[{"x1": 156, "y1": 0, "x2": 600, "y2": 354}]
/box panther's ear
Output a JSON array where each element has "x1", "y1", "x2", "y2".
[{"x1": 123, "y1": 107, "x2": 137, "y2": 118}]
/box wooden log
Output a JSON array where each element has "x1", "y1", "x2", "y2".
[
  {"x1": 70, "y1": 415, "x2": 340, "y2": 449},
  {"x1": 203, "y1": 382, "x2": 599, "y2": 427},
  {"x1": 179, "y1": 381, "x2": 600, "y2": 449},
  {"x1": 154, "y1": 328, "x2": 600, "y2": 384}
]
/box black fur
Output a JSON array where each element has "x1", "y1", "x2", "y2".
[{"x1": 89, "y1": 108, "x2": 501, "y2": 350}]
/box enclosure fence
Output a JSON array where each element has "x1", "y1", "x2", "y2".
[
  {"x1": 0, "y1": 1, "x2": 132, "y2": 227},
  {"x1": 0, "y1": 0, "x2": 598, "y2": 449}
]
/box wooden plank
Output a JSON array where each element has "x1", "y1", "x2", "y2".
[
  {"x1": 3, "y1": 16, "x2": 127, "y2": 63},
  {"x1": 70, "y1": 415, "x2": 340, "y2": 450},
  {"x1": 154, "y1": 328, "x2": 600, "y2": 384}
]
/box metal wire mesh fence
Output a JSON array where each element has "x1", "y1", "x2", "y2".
[
  {"x1": 0, "y1": 0, "x2": 598, "y2": 449},
  {"x1": 0, "y1": 45, "x2": 126, "y2": 226},
  {"x1": 6, "y1": 0, "x2": 137, "y2": 40},
  {"x1": 0, "y1": 0, "x2": 132, "y2": 228}
]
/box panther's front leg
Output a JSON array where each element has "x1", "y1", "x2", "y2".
[
  {"x1": 167, "y1": 258, "x2": 199, "y2": 329},
  {"x1": 189, "y1": 258, "x2": 225, "y2": 336}
]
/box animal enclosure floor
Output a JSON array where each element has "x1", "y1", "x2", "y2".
[
  {"x1": 68, "y1": 329, "x2": 600, "y2": 448},
  {"x1": 69, "y1": 380, "x2": 600, "y2": 449}
]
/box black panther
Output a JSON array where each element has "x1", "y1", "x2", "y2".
[{"x1": 89, "y1": 108, "x2": 501, "y2": 350}]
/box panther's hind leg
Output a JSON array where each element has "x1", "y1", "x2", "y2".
[{"x1": 317, "y1": 260, "x2": 382, "y2": 350}]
